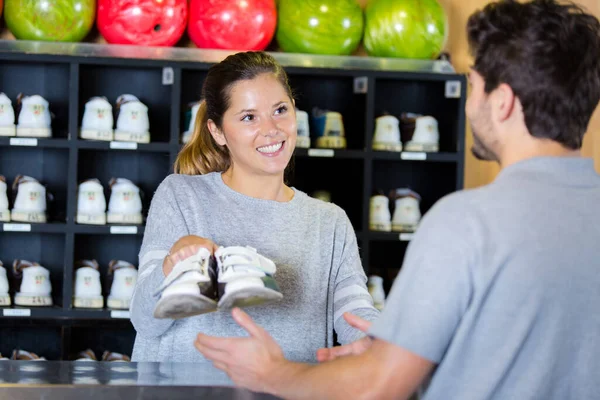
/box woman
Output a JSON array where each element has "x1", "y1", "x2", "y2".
[{"x1": 129, "y1": 51, "x2": 379, "y2": 363}]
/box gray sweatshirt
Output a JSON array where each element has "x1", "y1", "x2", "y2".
[{"x1": 130, "y1": 172, "x2": 379, "y2": 363}]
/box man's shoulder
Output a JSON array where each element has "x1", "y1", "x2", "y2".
[{"x1": 425, "y1": 185, "x2": 491, "y2": 220}]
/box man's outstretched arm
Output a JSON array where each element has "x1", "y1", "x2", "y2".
[{"x1": 195, "y1": 308, "x2": 434, "y2": 400}]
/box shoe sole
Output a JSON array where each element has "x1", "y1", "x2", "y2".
[
  {"x1": 80, "y1": 129, "x2": 114, "y2": 141},
  {"x1": 154, "y1": 293, "x2": 217, "y2": 319},
  {"x1": 0, "y1": 210, "x2": 10, "y2": 222},
  {"x1": 218, "y1": 286, "x2": 283, "y2": 310},
  {"x1": 16, "y1": 127, "x2": 52, "y2": 138},
  {"x1": 14, "y1": 293, "x2": 52, "y2": 306}
]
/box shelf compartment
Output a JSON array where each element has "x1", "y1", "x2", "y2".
[
  {"x1": 0, "y1": 61, "x2": 70, "y2": 140},
  {"x1": 373, "y1": 78, "x2": 465, "y2": 154},
  {"x1": 0, "y1": 147, "x2": 69, "y2": 223},
  {"x1": 371, "y1": 160, "x2": 458, "y2": 217},
  {"x1": 76, "y1": 149, "x2": 170, "y2": 222},
  {"x1": 288, "y1": 74, "x2": 367, "y2": 151},
  {"x1": 0, "y1": 232, "x2": 66, "y2": 308},
  {"x1": 78, "y1": 65, "x2": 173, "y2": 143}
]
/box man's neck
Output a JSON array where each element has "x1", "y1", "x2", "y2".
[
  {"x1": 499, "y1": 139, "x2": 581, "y2": 169},
  {"x1": 221, "y1": 168, "x2": 292, "y2": 202}
]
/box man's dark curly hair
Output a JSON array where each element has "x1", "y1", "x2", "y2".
[{"x1": 467, "y1": 0, "x2": 600, "y2": 149}]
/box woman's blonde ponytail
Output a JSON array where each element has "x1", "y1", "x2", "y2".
[{"x1": 174, "y1": 101, "x2": 230, "y2": 175}]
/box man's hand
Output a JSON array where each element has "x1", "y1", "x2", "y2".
[
  {"x1": 163, "y1": 235, "x2": 218, "y2": 276},
  {"x1": 316, "y1": 313, "x2": 373, "y2": 362},
  {"x1": 194, "y1": 307, "x2": 288, "y2": 393}
]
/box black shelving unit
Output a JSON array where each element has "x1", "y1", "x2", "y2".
[{"x1": 0, "y1": 40, "x2": 466, "y2": 360}]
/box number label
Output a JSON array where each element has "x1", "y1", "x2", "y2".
[
  {"x1": 3, "y1": 223, "x2": 31, "y2": 232},
  {"x1": 308, "y1": 149, "x2": 334, "y2": 158},
  {"x1": 110, "y1": 226, "x2": 138, "y2": 235},
  {"x1": 110, "y1": 141, "x2": 138, "y2": 150}
]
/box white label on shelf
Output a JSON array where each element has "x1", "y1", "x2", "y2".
[
  {"x1": 445, "y1": 80, "x2": 461, "y2": 98},
  {"x1": 10, "y1": 138, "x2": 38, "y2": 147},
  {"x1": 3, "y1": 309, "x2": 31, "y2": 317},
  {"x1": 353, "y1": 76, "x2": 368, "y2": 94},
  {"x1": 110, "y1": 141, "x2": 138, "y2": 150},
  {"x1": 308, "y1": 149, "x2": 335, "y2": 158},
  {"x1": 401, "y1": 152, "x2": 427, "y2": 161},
  {"x1": 111, "y1": 310, "x2": 130, "y2": 319},
  {"x1": 110, "y1": 226, "x2": 138, "y2": 235},
  {"x1": 162, "y1": 67, "x2": 174, "y2": 85},
  {"x1": 399, "y1": 233, "x2": 414, "y2": 241},
  {"x1": 3, "y1": 223, "x2": 32, "y2": 232}
]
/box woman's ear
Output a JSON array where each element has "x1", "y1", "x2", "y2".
[{"x1": 208, "y1": 119, "x2": 226, "y2": 146}]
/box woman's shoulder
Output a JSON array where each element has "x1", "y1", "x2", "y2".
[{"x1": 158, "y1": 172, "x2": 218, "y2": 191}]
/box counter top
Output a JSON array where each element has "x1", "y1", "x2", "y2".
[{"x1": 0, "y1": 361, "x2": 280, "y2": 399}]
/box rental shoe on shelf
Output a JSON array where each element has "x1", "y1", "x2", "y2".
[
  {"x1": 11, "y1": 175, "x2": 47, "y2": 223},
  {"x1": 114, "y1": 94, "x2": 150, "y2": 143},
  {"x1": 182, "y1": 101, "x2": 200, "y2": 144},
  {"x1": 12, "y1": 260, "x2": 53, "y2": 307},
  {"x1": 312, "y1": 108, "x2": 346, "y2": 149},
  {"x1": 80, "y1": 96, "x2": 114, "y2": 141},
  {"x1": 390, "y1": 188, "x2": 422, "y2": 232},
  {"x1": 400, "y1": 113, "x2": 440, "y2": 153},
  {"x1": 106, "y1": 178, "x2": 143, "y2": 225},
  {"x1": 0, "y1": 93, "x2": 16, "y2": 137},
  {"x1": 0, "y1": 261, "x2": 10, "y2": 306},
  {"x1": 369, "y1": 193, "x2": 392, "y2": 232},
  {"x1": 74, "y1": 349, "x2": 98, "y2": 362},
  {"x1": 0, "y1": 175, "x2": 10, "y2": 222},
  {"x1": 76, "y1": 179, "x2": 107, "y2": 225},
  {"x1": 372, "y1": 114, "x2": 403, "y2": 152},
  {"x1": 215, "y1": 246, "x2": 283, "y2": 310},
  {"x1": 295, "y1": 108, "x2": 311, "y2": 149},
  {"x1": 154, "y1": 247, "x2": 218, "y2": 319},
  {"x1": 15, "y1": 94, "x2": 52, "y2": 138},
  {"x1": 106, "y1": 260, "x2": 138, "y2": 310},
  {"x1": 11, "y1": 349, "x2": 46, "y2": 361},
  {"x1": 101, "y1": 351, "x2": 131, "y2": 362},
  {"x1": 73, "y1": 260, "x2": 104, "y2": 309}
]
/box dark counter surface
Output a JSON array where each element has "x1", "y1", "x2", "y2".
[{"x1": 0, "y1": 360, "x2": 281, "y2": 399}]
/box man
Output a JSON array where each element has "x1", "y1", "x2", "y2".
[{"x1": 194, "y1": 0, "x2": 600, "y2": 398}]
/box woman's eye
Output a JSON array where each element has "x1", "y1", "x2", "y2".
[
  {"x1": 275, "y1": 106, "x2": 288, "y2": 115},
  {"x1": 242, "y1": 114, "x2": 254, "y2": 122}
]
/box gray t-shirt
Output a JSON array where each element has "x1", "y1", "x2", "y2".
[
  {"x1": 130, "y1": 172, "x2": 379, "y2": 363},
  {"x1": 369, "y1": 156, "x2": 600, "y2": 399}
]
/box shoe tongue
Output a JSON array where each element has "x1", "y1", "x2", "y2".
[
  {"x1": 13, "y1": 260, "x2": 40, "y2": 275},
  {"x1": 109, "y1": 260, "x2": 135, "y2": 273},
  {"x1": 75, "y1": 259, "x2": 99, "y2": 271},
  {"x1": 12, "y1": 349, "x2": 39, "y2": 360},
  {"x1": 110, "y1": 178, "x2": 136, "y2": 190},
  {"x1": 78, "y1": 349, "x2": 97, "y2": 361}
]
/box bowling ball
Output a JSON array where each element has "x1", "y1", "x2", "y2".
[
  {"x1": 276, "y1": 0, "x2": 364, "y2": 55},
  {"x1": 5, "y1": 0, "x2": 95, "y2": 42},
  {"x1": 97, "y1": 0, "x2": 188, "y2": 46},
  {"x1": 188, "y1": 0, "x2": 277, "y2": 51},
  {"x1": 364, "y1": 0, "x2": 448, "y2": 59}
]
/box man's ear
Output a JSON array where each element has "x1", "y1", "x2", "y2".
[
  {"x1": 493, "y1": 83, "x2": 516, "y2": 122},
  {"x1": 208, "y1": 119, "x2": 226, "y2": 146}
]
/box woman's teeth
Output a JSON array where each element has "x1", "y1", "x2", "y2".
[{"x1": 257, "y1": 142, "x2": 283, "y2": 154}]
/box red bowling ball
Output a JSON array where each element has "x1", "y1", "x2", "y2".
[
  {"x1": 97, "y1": 0, "x2": 188, "y2": 47},
  {"x1": 188, "y1": 0, "x2": 277, "y2": 51}
]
